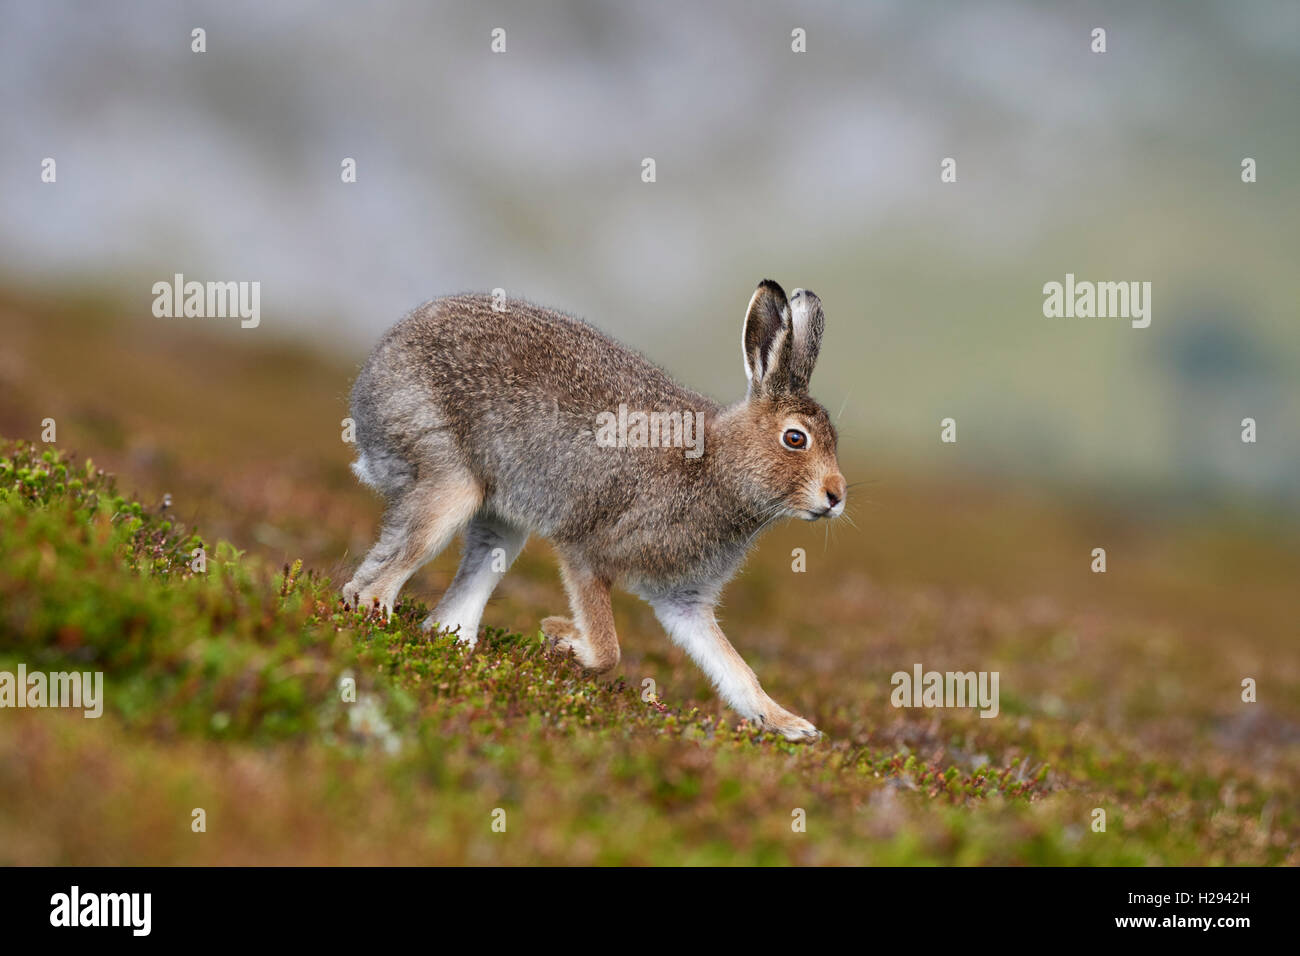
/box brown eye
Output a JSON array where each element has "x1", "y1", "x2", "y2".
[{"x1": 782, "y1": 428, "x2": 808, "y2": 450}]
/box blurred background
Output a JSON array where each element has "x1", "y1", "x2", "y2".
[
  {"x1": 1, "y1": 0, "x2": 1298, "y2": 867},
  {"x1": 3, "y1": 0, "x2": 1297, "y2": 512}
]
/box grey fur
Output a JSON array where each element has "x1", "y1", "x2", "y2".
[{"x1": 344, "y1": 281, "x2": 847, "y2": 741}]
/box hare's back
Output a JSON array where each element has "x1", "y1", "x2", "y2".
[
  {"x1": 367, "y1": 295, "x2": 715, "y2": 532},
  {"x1": 397, "y1": 294, "x2": 709, "y2": 416}
]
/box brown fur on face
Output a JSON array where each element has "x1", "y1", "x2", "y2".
[
  {"x1": 344, "y1": 278, "x2": 846, "y2": 742},
  {"x1": 720, "y1": 391, "x2": 845, "y2": 521}
]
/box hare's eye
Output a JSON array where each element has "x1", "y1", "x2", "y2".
[{"x1": 782, "y1": 428, "x2": 808, "y2": 450}]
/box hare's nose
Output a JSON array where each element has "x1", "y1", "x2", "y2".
[{"x1": 823, "y1": 474, "x2": 846, "y2": 510}]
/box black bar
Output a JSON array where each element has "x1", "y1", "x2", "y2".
[{"x1": 0, "y1": 865, "x2": 1282, "y2": 942}]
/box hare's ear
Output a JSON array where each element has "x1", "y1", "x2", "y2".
[
  {"x1": 742, "y1": 279, "x2": 793, "y2": 399},
  {"x1": 787, "y1": 288, "x2": 824, "y2": 393}
]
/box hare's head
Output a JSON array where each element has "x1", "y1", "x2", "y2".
[{"x1": 722, "y1": 279, "x2": 846, "y2": 521}]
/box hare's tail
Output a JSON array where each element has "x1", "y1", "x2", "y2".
[{"x1": 349, "y1": 444, "x2": 416, "y2": 499}]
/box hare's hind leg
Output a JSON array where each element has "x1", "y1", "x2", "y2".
[
  {"x1": 343, "y1": 470, "x2": 482, "y2": 617},
  {"x1": 541, "y1": 556, "x2": 621, "y2": 673},
  {"x1": 424, "y1": 514, "x2": 527, "y2": 645}
]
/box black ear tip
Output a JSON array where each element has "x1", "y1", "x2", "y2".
[{"x1": 757, "y1": 278, "x2": 787, "y2": 298}]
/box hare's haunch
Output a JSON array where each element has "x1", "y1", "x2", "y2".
[{"x1": 344, "y1": 279, "x2": 846, "y2": 741}]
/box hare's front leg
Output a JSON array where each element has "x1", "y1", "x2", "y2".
[
  {"x1": 651, "y1": 599, "x2": 819, "y2": 742},
  {"x1": 541, "y1": 557, "x2": 621, "y2": 672}
]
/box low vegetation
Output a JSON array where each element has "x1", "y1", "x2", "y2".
[{"x1": 1, "y1": 439, "x2": 1294, "y2": 864}]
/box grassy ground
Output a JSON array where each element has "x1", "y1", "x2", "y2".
[{"x1": 0, "y1": 291, "x2": 1296, "y2": 864}]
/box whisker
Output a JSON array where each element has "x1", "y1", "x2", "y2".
[
  {"x1": 835, "y1": 388, "x2": 853, "y2": 425},
  {"x1": 737, "y1": 499, "x2": 786, "y2": 551}
]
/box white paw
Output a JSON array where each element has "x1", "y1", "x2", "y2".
[
  {"x1": 351, "y1": 589, "x2": 395, "y2": 617},
  {"x1": 752, "y1": 708, "x2": 821, "y2": 742},
  {"x1": 422, "y1": 616, "x2": 478, "y2": 646}
]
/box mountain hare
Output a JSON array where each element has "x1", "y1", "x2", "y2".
[{"x1": 344, "y1": 279, "x2": 846, "y2": 741}]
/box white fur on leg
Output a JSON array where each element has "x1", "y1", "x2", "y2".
[
  {"x1": 425, "y1": 584, "x2": 490, "y2": 646},
  {"x1": 651, "y1": 601, "x2": 763, "y2": 718},
  {"x1": 650, "y1": 597, "x2": 819, "y2": 741},
  {"x1": 423, "y1": 522, "x2": 526, "y2": 645}
]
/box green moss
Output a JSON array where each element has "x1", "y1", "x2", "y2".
[{"x1": 0, "y1": 438, "x2": 1295, "y2": 865}]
